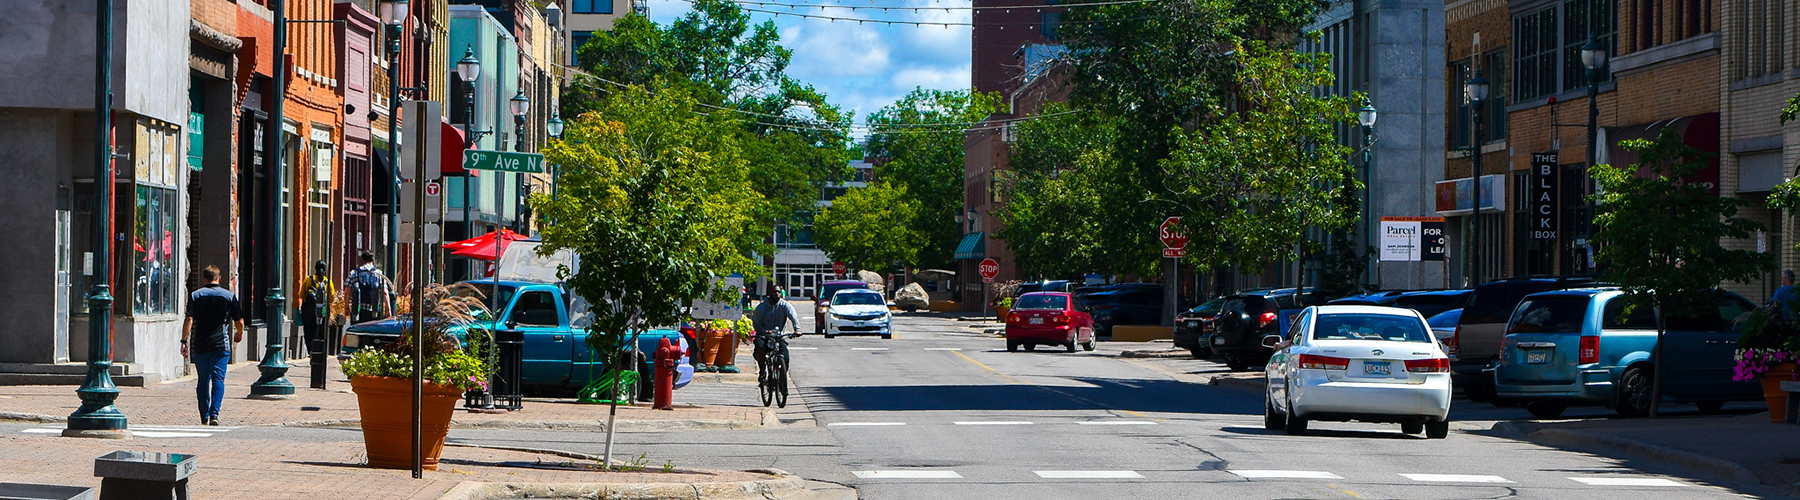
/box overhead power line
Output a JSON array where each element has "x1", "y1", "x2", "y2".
[
  {"x1": 672, "y1": 0, "x2": 1157, "y2": 26},
  {"x1": 714, "y1": 0, "x2": 1158, "y2": 12}
]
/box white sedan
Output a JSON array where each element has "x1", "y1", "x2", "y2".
[
  {"x1": 823, "y1": 290, "x2": 893, "y2": 339},
  {"x1": 1263, "y1": 305, "x2": 1453, "y2": 438}
]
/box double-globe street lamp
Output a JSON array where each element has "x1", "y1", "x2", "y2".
[
  {"x1": 456, "y1": 47, "x2": 491, "y2": 283},
  {"x1": 1357, "y1": 99, "x2": 1377, "y2": 289},
  {"x1": 1465, "y1": 69, "x2": 1490, "y2": 288},
  {"x1": 509, "y1": 91, "x2": 530, "y2": 233},
  {"x1": 1580, "y1": 36, "x2": 1608, "y2": 269}
]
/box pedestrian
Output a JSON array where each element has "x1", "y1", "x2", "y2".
[
  {"x1": 298, "y1": 260, "x2": 335, "y2": 354},
  {"x1": 346, "y1": 250, "x2": 394, "y2": 324},
  {"x1": 182, "y1": 265, "x2": 242, "y2": 426},
  {"x1": 1772, "y1": 270, "x2": 1797, "y2": 318}
]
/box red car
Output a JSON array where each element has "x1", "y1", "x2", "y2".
[{"x1": 1005, "y1": 292, "x2": 1097, "y2": 352}]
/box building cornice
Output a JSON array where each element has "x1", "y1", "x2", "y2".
[{"x1": 190, "y1": 19, "x2": 242, "y2": 53}]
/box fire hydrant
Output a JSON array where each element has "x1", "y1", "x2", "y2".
[{"x1": 654, "y1": 337, "x2": 677, "y2": 410}]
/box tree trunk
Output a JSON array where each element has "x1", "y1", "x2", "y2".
[{"x1": 1649, "y1": 300, "x2": 1666, "y2": 419}]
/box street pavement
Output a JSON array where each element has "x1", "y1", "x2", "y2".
[{"x1": 440, "y1": 313, "x2": 1780, "y2": 500}]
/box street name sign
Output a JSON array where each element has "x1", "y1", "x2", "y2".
[{"x1": 464, "y1": 150, "x2": 546, "y2": 173}]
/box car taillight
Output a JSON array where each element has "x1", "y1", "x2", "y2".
[
  {"x1": 1007, "y1": 313, "x2": 1022, "y2": 324},
  {"x1": 1578, "y1": 335, "x2": 1600, "y2": 364},
  {"x1": 1259, "y1": 311, "x2": 1277, "y2": 327},
  {"x1": 1444, "y1": 326, "x2": 1460, "y2": 358},
  {"x1": 1405, "y1": 358, "x2": 1451, "y2": 373},
  {"x1": 1298, "y1": 354, "x2": 1349, "y2": 370},
  {"x1": 1051, "y1": 314, "x2": 1069, "y2": 324}
]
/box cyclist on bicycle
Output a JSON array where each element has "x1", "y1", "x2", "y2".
[{"x1": 751, "y1": 289, "x2": 802, "y2": 367}]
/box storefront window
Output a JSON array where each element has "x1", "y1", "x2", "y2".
[{"x1": 133, "y1": 185, "x2": 179, "y2": 315}]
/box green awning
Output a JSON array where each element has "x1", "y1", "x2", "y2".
[{"x1": 954, "y1": 232, "x2": 985, "y2": 260}]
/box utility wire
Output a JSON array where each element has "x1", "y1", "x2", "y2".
[
  {"x1": 712, "y1": 0, "x2": 1157, "y2": 12},
  {"x1": 672, "y1": 0, "x2": 1158, "y2": 26}
]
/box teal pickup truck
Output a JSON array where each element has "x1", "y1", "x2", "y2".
[{"x1": 339, "y1": 242, "x2": 695, "y2": 394}]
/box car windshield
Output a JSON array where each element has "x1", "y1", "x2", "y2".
[
  {"x1": 1426, "y1": 309, "x2": 1462, "y2": 328},
  {"x1": 457, "y1": 283, "x2": 516, "y2": 319},
  {"x1": 1015, "y1": 295, "x2": 1068, "y2": 310},
  {"x1": 1508, "y1": 296, "x2": 1591, "y2": 334},
  {"x1": 819, "y1": 283, "x2": 864, "y2": 301},
  {"x1": 1312, "y1": 313, "x2": 1432, "y2": 342},
  {"x1": 833, "y1": 292, "x2": 884, "y2": 305},
  {"x1": 1187, "y1": 299, "x2": 1225, "y2": 315}
]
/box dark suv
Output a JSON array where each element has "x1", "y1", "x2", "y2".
[
  {"x1": 1210, "y1": 295, "x2": 1284, "y2": 371},
  {"x1": 1450, "y1": 276, "x2": 1595, "y2": 400},
  {"x1": 1173, "y1": 298, "x2": 1226, "y2": 358}
]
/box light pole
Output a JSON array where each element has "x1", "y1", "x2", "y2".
[
  {"x1": 509, "y1": 91, "x2": 530, "y2": 234},
  {"x1": 547, "y1": 114, "x2": 563, "y2": 202},
  {"x1": 456, "y1": 47, "x2": 487, "y2": 282},
  {"x1": 249, "y1": 0, "x2": 297, "y2": 399},
  {"x1": 379, "y1": 0, "x2": 408, "y2": 279},
  {"x1": 1465, "y1": 71, "x2": 1490, "y2": 288},
  {"x1": 66, "y1": 0, "x2": 129, "y2": 438},
  {"x1": 1357, "y1": 98, "x2": 1378, "y2": 290},
  {"x1": 1581, "y1": 35, "x2": 1607, "y2": 270}
]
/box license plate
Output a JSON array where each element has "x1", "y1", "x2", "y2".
[
  {"x1": 855, "y1": 321, "x2": 865, "y2": 327},
  {"x1": 1185, "y1": 321, "x2": 1198, "y2": 329},
  {"x1": 1363, "y1": 360, "x2": 1391, "y2": 376},
  {"x1": 1526, "y1": 350, "x2": 1550, "y2": 364},
  {"x1": 1029, "y1": 317, "x2": 1044, "y2": 325}
]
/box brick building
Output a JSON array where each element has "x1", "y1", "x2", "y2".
[{"x1": 1717, "y1": 0, "x2": 1796, "y2": 300}]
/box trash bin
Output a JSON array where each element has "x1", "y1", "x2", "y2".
[{"x1": 492, "y1": 329, "x2": 524, "y2": 410}]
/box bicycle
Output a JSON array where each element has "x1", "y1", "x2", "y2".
[{"x1": 755, "y1": 329, "x2": 800, "y2": 408}]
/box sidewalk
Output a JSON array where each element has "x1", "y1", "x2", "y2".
[
  {"x1": 0, "y1": 356, "x2": 770, "y2": 430},
  {"x1": 1493, "y1": 412, "x2": 1800, "y2": 497}
]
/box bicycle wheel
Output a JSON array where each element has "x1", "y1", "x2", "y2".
[
  {"x1": 774, "y1": 355, "x2": 790, "y2": 408},
  {"x1": 759, "y1": 362, "x2": 774, "y2": 407}
]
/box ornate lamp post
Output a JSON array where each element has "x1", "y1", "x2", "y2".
[
  {"x1": 1580, "y1": 35, "x2": 1608, "y2": 268},
  {"x1": 509, "y1": 91, "x2": 530, "y2": 233},
  {"x1": 546, "y1": 114, "x2": 563, "y2": 203},
  {"x1": 66, "y1": 0, "x2": 130, "y2": 438},
  {"x1": 456, "y1": 47, "x2": 488, "y2": 282},
  {"x1": 377, "y1": 0, "x2": 408, "y2": 278},
  {"x1": 1465, "y1": 71, "x2": 1490, "y2": 288},
  {"x1": 248, "y1": 0, "x2": 302, "y2": 399},
  {"x1": 1357, "y1": 98, "x2": 1378, "y2": 289}
]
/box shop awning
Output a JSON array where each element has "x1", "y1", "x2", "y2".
[
  {"x1": 954, "y1": 232, "x2": 985, "y2": 260},
  {"x1": 1604, "y1": 112, "x2": 1720, "y2": 195},
  {"x1": 442, "y1": 121, "x2": 474, "y2": 176}
]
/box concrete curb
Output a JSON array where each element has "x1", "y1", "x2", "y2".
[
  {"x1": 434, "y1": 471, "x2": 806, "y2": 500},
  {"x1": 278, "y1": 417, "x2": 763, "y2": 432},
  {"x1": 1489, "y1": 421, "x2": 1767, "y2": 488},
  {"x1": 1207, "y1": 375, "x2": 1265, "y2": 393},
  {"x1": 1118, "y1": 349, "x2": 1192, "y2": 359},
  {"x1": 0, "y1": 411, "x2": 66, "y2": 423}
]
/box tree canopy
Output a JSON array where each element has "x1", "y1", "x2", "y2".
[
  {"x1": 865, "y1": 88, "x2": 1006, "y2": 270},
  {"x1": 813, "y1": 183, "x2": 926, "y2": 274}
]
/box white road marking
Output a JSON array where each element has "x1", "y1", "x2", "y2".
[
  {"x1": 953, "y1": 421, "x2": 1034, "y2": 425},
  {"x1": 1230, "y1": 470, "x2": 1343, "y2": 479},
  {"x1": 23, "y1": 428, "x2": 217, "y2": 438},
  {"x1": 19, "y1": 429, "x2": 59, "y2": 434},
  {"x1": 853, "y1": 470, "x2": 963, "y2": 479},
  {"x1": 851, "y1": 348, "x2": 889, "y2": 351},
  {"x1": 1034, "y1": 470, "x2": 1144, "y2": 479},
  {"x1": 1400, "y1": 474, "x2": 1514, "y2": 483},
  {"x1": 134, "y1": 425, "x2": 244, "y2": 431},
  {"x1": 923, "y1": 348, "x2": 963, "y2": 351},
  {"x1": 1078, "y1": 420, "x2": 1157, "y2": 425},
  {"x1": 1567, "y1": 477, "x2": 1689, "y2": 487},
  {"x1": 826, "y1": 422, "x2": 906, "y2": 427},
  {"x1": 788, "y1": 347, "x2": 819, "y2": 350}
]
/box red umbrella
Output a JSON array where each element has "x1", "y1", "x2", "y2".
[{"x1": 446, "y1": 229, "x2": 525, "y2": 261}]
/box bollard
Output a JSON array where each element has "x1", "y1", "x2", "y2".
[{"x1": 654, "y1": 338, "x2": 676, "y2": 410}]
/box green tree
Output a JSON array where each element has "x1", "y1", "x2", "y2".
[
  {"x1": 1592, "y1": 127, "x2": 1774, "y2": 418},
  {"x1": 865, "y1": 88, "x2": 1006, "y2": 269},
  {"x1": 531, "y1": 84, "x2": 765, "y2": 461},
  {"x1": 813, "y1": 183, "x2": 926, "y2": 273},
  {"x1": 997, "y1": 103, "x2": 1143, "y2": 277}
]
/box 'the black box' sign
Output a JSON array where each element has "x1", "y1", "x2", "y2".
[{"x1": 1531, "y1": 152, "x2": 1558, "y2": 240}]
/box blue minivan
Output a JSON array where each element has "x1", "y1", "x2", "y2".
[{"x1": 1492, "y1": 287, "x2": 1761, "y2": 418}]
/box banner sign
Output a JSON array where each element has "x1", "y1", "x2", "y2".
[
  {"x1": 1379, "y1": 216, "x2": 1446, "y2": 262},
  {"x1": 1530, "y1": 152, "x2": 1558, "y2": 240}
]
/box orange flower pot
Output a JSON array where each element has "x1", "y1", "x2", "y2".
[
  {"x1": 350, "y1": 376, "x2": 463, "y2": 470},
  {"x1": 702, "y1": 328, "x2": 728, "y2": 368},
  {"x1": 713, "y1": 330, "x2": 739, "y2": 368},
  {"x1": 1760, "y1": 362, "x2": 1797, "y2": 423}
]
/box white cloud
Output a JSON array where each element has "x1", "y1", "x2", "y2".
[{"x1": 782, "y1": 22, "x2": 892, "y2": 78}]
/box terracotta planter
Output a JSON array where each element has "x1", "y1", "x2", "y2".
[
  {"x1": 701, "y1": 328, "x2": 728, "y2": 368},
  {"x1": 713, "y1": 330, "x2": 739, "y2": 367},
  {"x1": 350, "y1": 376, "x2": 463, "y2": 470},
  {"x1": 1760, "y1": 362, "x2": 1798, "y2": 423}
]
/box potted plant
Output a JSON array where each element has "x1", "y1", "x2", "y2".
[
  {"x1": 996, "y1": 296, "x2": 1015, "y2": 320},
  {"x1": 1734, "y1": 305, "x2": 1800, "y2": 422},
  {"x1": 340, "y1": 283, "x2": 491, "y2": 470}
]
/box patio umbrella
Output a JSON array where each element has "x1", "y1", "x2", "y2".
[{"x1": 446, "y1": 229, "x2": 525, "y2": 261}]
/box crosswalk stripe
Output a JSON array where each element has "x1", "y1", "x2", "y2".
[
  {"x1": 851, "y1": 348, "x2": 889, "y2": 351},
  {"x1": 827, "y1": 422, "x2": 906, "y2": 427},
  {"x1": 135, "y1": 425, "x2": 243, "y2": 431},
  {"x1": 1230, "y1": 470, "x2": 1343, "y2": 479},
  {"x1": 21, "y1": 428, "x2": 219, "y2": 438},
  {"x1": 923, "y1": 348, "x2": 963, "y2": 351},
  {"x1": 1034, "y1": 470, "x2": 1143, "y2": 479},
  {"x1": 1567, "y1": 477, "x2": 1688, "y2": 487},
  {"x1": 853, "y1": 470, "x2": 962, "y2": 479},
  {"x1": 1077, "y1": 420, "x2": 1157, "y2": 425},
  {"x1": 954, "y1": 421, "x2": 1033, "y2": 425},
  {"x1": 1400, "y1": 474, "x2": 1513, "y2": 483}
]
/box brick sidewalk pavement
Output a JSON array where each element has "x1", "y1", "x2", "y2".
[{"x1": 0, "y1": 357, "x2": 766, "y2": 429}]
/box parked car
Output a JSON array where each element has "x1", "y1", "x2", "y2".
[
  {"x1": 1394, "y1": 290, "x2": 1472, "y2": 320},
  {"x1": 1492, "y1": 288, "x2": 1761, "y2": 418},
  {"x1": 1263, "y1": 305, "x2": 1454, "y2": 438},
  {"x1": 1211, "y1": 294, "x2": 1285, "y2": 371},
  {"x1": 1016, "y1": 280, "x2": 1075, "y2": 296},
  {"x1": 1328, "y1": 291, "x2": 1408, "y2": 306},
  {"x1": 823, "y1": 289, "x2": 893, "y2": 339},
  {"x1": 1087, "y1": 289, "x2": 1165, "y2": 335},
  {"x1": 1174, "y1": 298, "x2": 1228, "y2": 359},
  {"x1": 1452, "y1": 276, "x2": 1597, "y2": 401},
  {"x1": 814, "y1": 280, "x2": 870, "y2": 335},
  {"x1": 1426, "y1": 308, "x2": 1461, "y2": 359},
  {"x1": 1004, "y1": 292, "x2": 1097, "y2": 352}
]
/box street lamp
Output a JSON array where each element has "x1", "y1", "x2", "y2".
[
  {"x1": 67, "y1": 0, "x2": 129, "y2": 438},
  {"x1": 546, "y1": 114, "x2": 564, "y2": 138},
  {"x1": 1465, "y1": 71, "x2": 1490, "y2": 288},
  {"x1": 378, "y1": 0, "x2": 410, "y2": 279},
  {"x1": 380, "y1": 0, "x2": 408, "y2": 24},
  {"x1": 510, "y1": 90, "x2": 530, "y2": 152},
  {"x1": 547, "y1": 114, "x2": 563, "y2": 202},
  {"x1": 456, "y1": 46, "x2": 489, "y2": 283},
  {"x1": 1358, "y1": 98, "x2": 1377, "y2": 289},
  {"x1": 1581, "y1": 35, "x2": 1608, "y2": 269}
]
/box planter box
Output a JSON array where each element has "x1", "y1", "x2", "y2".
[
  {"x1": 1110, "y1": 325, "x2": 1173, "y2": 342},
  {"x1": 927, "y1": 300, "x2": 962, "y2": 312}
]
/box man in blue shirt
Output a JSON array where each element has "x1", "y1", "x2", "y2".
[
  {"x1": 1773, "y1": 270, "x2": 1798, "y2": 319},
  {"x1": 183, "y1": 265, "x2": 243, "y2": 426}
]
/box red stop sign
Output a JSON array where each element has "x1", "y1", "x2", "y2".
[
  {"x1": 832, "y1": 261, "x2": 846, "y2": 277},
  {"x1": 979, "y1": 258, "x2": 1000, "y2": 281},
  {"x1": 1159, "y1": 217, "x2": 1189, "y2": 249}
]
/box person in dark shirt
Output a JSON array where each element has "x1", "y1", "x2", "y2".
[{"x1": 183, "y1": 265, "x2": 243, "y2": 426}]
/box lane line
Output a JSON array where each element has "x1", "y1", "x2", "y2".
[
  {"x1": 951, "y1": 350, "x2": 1031, "y2": 385},
  {"x1": 826, "y1": 422, "x2": 906, "y2": 427},
  {"x1": 851, "y1": 348, "x2": 889, "y2": 351},
  {"x1": 852, "y1": 470, "x2": 962, "y2": 479},
  {"x1": 1325, "y1": 483, "x2": 1363, "y2": 498},
  {"x1": 948, "y1": 349, "x2": 1166, "y2": 422},
  {"x1": 923, "y1": 348, "x2": 963, "y2": 351},
  {"x1": 1229, "y1": 470, "x2": 1342, "y2": 479},
  {"x1": 1567, "y1": 477, "x2": 1688, "y2": 487},
  {"x1": 953, "y1": 421, "x2": 1034, "y2": 426},
  {"x1": 1077, "y1": 420, "x2": 1157, "y2": 425},
  {"x1": 1034, "y1": 470, "x2": 1143, "y2": 479},
  {"x1": 133, "y1": 431, "x2": 216, "y2": 438},
  {"x1": 1399, "y1": 474, "x2": 1513, "y2": 483},
  {"x1": 134, "y1": 425, "x2": 243, "y2": 431}
]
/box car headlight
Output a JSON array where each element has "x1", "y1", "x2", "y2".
[{"x1": 341, "y1": 334, "x2": 361, "y2": 349}]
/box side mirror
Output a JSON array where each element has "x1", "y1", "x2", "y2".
[
  {"x1": 504, "y1": 320, "x2": 517, "y2": 330},
  {"x1": 1260, "y1": 335, "x2": 1282, "y2": 349}
]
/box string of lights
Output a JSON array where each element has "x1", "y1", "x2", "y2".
[
  {"x1": 672, "y1": 0, "x2": 1156, "y2": 26},
  {"x1": 711, "y1": 0, "x2": 1156, "y2": 12}
]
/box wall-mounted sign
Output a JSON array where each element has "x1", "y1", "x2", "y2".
[
  {"x1": 1530, "y1": 152, "x2": 1558, "y2": 240},
  {"x1": 1433, "y1": 175, "x2": 1505, "y2": 215},
  {"x1": 1379, "y1": 216, "x2": 1446, "y2": 262}
]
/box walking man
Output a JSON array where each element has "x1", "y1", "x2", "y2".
[
  {"x1": 182, "y1": 265, "x2": 242, "y2": 426},
  {"x1": 346, "y1": 250, "x2": 394, "y2": 324},
  {"x1": 1773, "y1": 270, "x2": 1797, "y2": 318}
]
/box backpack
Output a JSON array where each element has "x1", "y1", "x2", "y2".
[
  {"x1": 301, "y1": 275, "x2": 328, "y2": 326},
  {"x1": 349, "y1": 268, "x2": 386, "y2": 320}
]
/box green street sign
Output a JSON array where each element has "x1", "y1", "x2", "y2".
[{"x1": 463, "y1": 150, "x2": 545, "y2": 173}]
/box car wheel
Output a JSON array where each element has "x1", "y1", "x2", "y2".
[
  {"x1": 1695, "y1": 401, "x2": 1725, "y2": 413},
  {"x1": 1065, "y1": 336, "x2": 1077, "y2": 353},
  {"x1": 1283, "y1": 403, "x2": 1308, "y2": 435},
  {"x1": 1225, "y1": 357, "x2": 1252, "y2": 372},
  {"x1": 1006, "y1": 340, "x2": 1019, "y2": 352},
  {"x1": 1525, "y1": 401, "x2": 1567, "y2": 419},
  {"x1": 1425, "y1": 420, "x2": 1450, "y2": 439},
  {"x1": 824, "y1": 333, "x2": 835, "y2": 339},
  {"x1": 1082, "y1": 338, "x2": 1096, "y2": 352},
  {"x1": 1024, "y1": 343, "x2": 1037, "y2": 352},
  {"x1": 1188, "y1": 348, "x2": 1211, "y2": 359},
  {"x1": 882, "y1": 334, "x2": 892, "y2": 340},
  {"x1": 1264, "y1": 393, "x2": 1285, "y2": 431},
  {"x1": 1465, "y1": 380, "x2": 1496, "y2": 402},
  {"x1": 1614, "y1": 365, "x2": 1654, "y2": 418},
  {"x1": 1402, "y1": 422, "x2": 1424, "y2": 435}
]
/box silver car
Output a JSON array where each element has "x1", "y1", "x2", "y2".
[{"x1": 1263, "y1": 305, "x2": 1454, "y2": 438}]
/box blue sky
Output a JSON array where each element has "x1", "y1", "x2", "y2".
[{"x1": 642, "y1": 0, "x2": 974, "y2": 123}]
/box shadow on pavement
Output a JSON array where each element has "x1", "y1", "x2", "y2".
[
  {"x1": 807, "y1": 377, "x2": 1260, "y2": 416},
  {"x1": 1217, "y1": 425, "x2": 1425, "y2": 440}
]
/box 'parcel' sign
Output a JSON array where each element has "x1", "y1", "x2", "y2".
[{"x1": 463, "y1": 150, "x2": 545, "y2": 173}]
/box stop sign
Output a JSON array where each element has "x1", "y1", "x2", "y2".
[
  {"x1": 979, "y1": 258, "x2": 1000, "y2": 282},
  {"x1": 1159, "y1": 217, "x2": 1189, "y2": 249},
  {"x1": 832, "y1": 261, "x2": 846, "y2": 277}
]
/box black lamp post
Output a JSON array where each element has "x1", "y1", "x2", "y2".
[
  {"x1": 547, "y1": 114, "x2": 563, "y2": 202},
  {"x1": 509, "y1": 91, "x2": 530, "y2": 233},
  {"x1": 249, "y1": 0, "x2": 298, "y2": 399},
  {"x1": 456, "y1": 46, "x2": 487, "y2": 282},
  {"x1": 1357, "y1": 98, "x2": 1378, "y2": 289},
  {"x1": 66, "y1": 0, "x2": 129, "y2": 438},
  {"x1": 1465, "y1": 71, "x2": 1490, "y2": 288},
  {"x1": 1581, "y1": 35, "x2": 1608, "y2": 268},
  {"x1": 378, "y1": 0, "x2": 408, "y2": 282}
]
